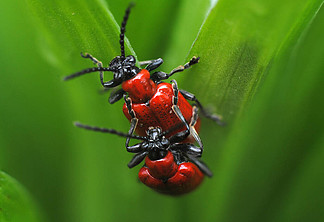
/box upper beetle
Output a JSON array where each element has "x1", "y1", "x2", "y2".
[
  {"x1": 74, "y1": 106, "x2": 212, "y2": 195},
  {"x1": 64, "y1": 3, "x2": 223, "y2": 141}
]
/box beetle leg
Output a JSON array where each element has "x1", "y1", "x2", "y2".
[
  {"x1": 187, "y1": 155, "x2": 213, "y2": 177},
  {"x1": 188, "y1": 106, "x2": 203, "y2": 149},
  {"x1": 171, "y1": 80, "x2": 190, "y2": 131},
  {"x1": 170, "y1": 143, "x2": 202, "y2": 157},
  {"x1": 169, "y1": 104, "x2": 202, "y2": 148},
  {"x1": 123, "y1": 95, "x2": 139, "y2": 148},
  {"x1": 139, "y1": 58, "x2": 164, "y2": 71},
  {"x1": 80, "y1": 52, "x2": 105, "y2": 85},
  {"x1": 190, "y1": 105, "x2": 199, "y2": 128},
  {"x1": 109, "y1": 88, "x2": 126, "y2": 104},
  {"x1": 170, "y1": 142, "x2": 211, "y2": 177},
  {"x1": 150, "y1": 57, "x2": 200, "y2": 82},
  {"x1": 168, "y1": 56, "x2": 200, "y2": 76},
  {"x1": 168, "y1": 130, "x2": 190, "y2": 144},
  {"x1": 179, "y1": 89, "x2": 225, "y2": 126},
  {"x1": 126, "y1": 143, "x2": 142, "y2": 153},
  {"x1": 81, "y1": 52, "x2": 101, "y2": 64},
  {"x1": 171, "y1": 80, "x2": 203, "y2": 147},
  {"x1": 80, "y1": 52, "x2": 121, "y2": 88},
  {"x1": 127, "y1": 151, "x2": 149, "y2": 168}
]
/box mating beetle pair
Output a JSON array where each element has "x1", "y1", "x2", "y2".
[{"x1": 64, "y1": 4, "x2": 222, "y2": 195}]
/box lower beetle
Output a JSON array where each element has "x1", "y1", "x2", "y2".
[{"x1": 75, "y1": 106, "x2": 212, "y2": 195}]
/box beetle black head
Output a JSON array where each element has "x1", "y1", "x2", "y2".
[
  {"x1": 137, "y1": 127, "x2": 170, "y2": 161},
  {"x1": 107, "y1": 54, "x2": 139, "y2": 86},
  {"x1": 63, "y1": 3, "x2": 140, "y2": 87},
  {"x1": 146, "y1": 127, "x2": 170, "y2": 150}
]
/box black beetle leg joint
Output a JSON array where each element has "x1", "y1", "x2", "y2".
[{"x1": 80, "y1": 52, "x2": 89, "y2": 58}]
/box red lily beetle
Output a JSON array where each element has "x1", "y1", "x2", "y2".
[
  {"x1": 64, "y1": 4, "x2": 223, "y2": 142},
  {"x1": 74, "y1": 106, "x2": 212, "y2": 195}
]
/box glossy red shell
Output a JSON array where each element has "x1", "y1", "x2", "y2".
[
  {"x1": 122, "y1": 69, "x2": 201, "y2": 140},
  {"x1": 138, "y1": 151, "x2": 204, "y2": 195},
  {"x1": 122, "y1": 69, "x2": 156, "y2": 103}
]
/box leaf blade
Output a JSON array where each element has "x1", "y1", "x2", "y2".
[{"x1": 0, "y1": 172, "x2": 44, "y2": 222}]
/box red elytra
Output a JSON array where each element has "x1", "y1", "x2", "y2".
[
  {"x1": 64, "y1": 4, "x2": 223, "y2": 143},
  {"x1": 138, "y1": 151, "x2": 204, "y2": 195},
  {"x1": 65, "y1": 4, "x2": 217, "y2": 196},
  {"x1": 122, "y1": 69, "x2": 201, "y2": 140}
]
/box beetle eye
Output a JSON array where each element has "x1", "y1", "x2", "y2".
[
  {"x1": 109, "y1": 56, "x2": 122, "y2": 67},
  {"x1": 124, "y1": 55, "x2": 136, "y2": 66}
]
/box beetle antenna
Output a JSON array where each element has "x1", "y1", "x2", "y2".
[
  {"x1": 63, "y1": 67, "x2": 115, "y2": 81},
  {"x1": 74, "y1": 122, "x2": 147, "y2": 141},
  {"x1": 120, "y1": 3, "x2": 134, "y2": 59}
]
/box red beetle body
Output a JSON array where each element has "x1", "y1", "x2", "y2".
[
  {"x1": 64, "y1": 4, "x2": 223, "y2": 143},
  {"x1": 122, "y1": 69, "x2": 200, "y2": 139},
  {"x1": 139, "y1": 151, "x2": 204, "y2": 195},
  {"x1": 75, "y1": 123, "x2": 211, "y2": 196},
  {"x1": 65, "y1": 4, "x2": 220, "y2": 196}
]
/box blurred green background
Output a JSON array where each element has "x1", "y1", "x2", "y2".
[{"x1": 0, "y1": 0, "x2": 323, "y2": 221}]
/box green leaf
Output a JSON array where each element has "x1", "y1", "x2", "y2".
[
  {"x1": 26, "y1": 0, "x2": 136, "y2": 70},
  {"x1": 0, "y1": 0, "x2": 323, "y2": 221},
  {"x1": 0, "y1": 172, "x2": 43, "y2": 222},
  {"x1": 160, "y1": 0, "x2": 211, "y2": 70},
  {"x1": 184, "y1": 0, "x2": 323, "y2": 123},
  {"x1": 106, "y1": 0, "x2": 211, "y2": 70},
  {"x1": 199, "y1": 2, "x2": 324, "y2": 222},
  {"x1": 106, "y1": 0, "x2": 180, "y2": 62}
]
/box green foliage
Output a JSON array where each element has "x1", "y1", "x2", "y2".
[
  {"x1": 0, "y1": 172, "x2": 43, "y2": 222},
  {"x1": 0, "y1": 0, "x2": 323, "y2": 221},
  {"x1": 201, "y1": 3, "x2": 324, "y2": 221}
]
